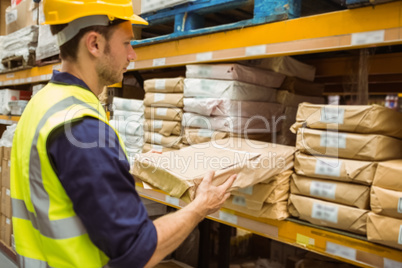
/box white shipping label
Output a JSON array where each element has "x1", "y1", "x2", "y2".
[
  {"x1": 315, "y1": 158, "x2": 342, "y2": 177},
  {"x1": 155, "y1": 79, "x2": 166, "y2": 90},
  {"x1": 196, "y1": 52, "x2": 213, "y2": 61},
  {"x1": 6, "y1": 218, "x2": 11, "y2": 225},
  {"x1": 165, "y1": 196, "x2": 180, "y2": 206},
  {"x1": 151, "y1": 144, "x2": 163, "y2": 152},
  {"x1": 154, "y1": 93, "x2": 166, "y2": 102},
  {"x1": 398, "y1": 197, "x2": 402, "y2": 213},
  {"x1": 238, "y1": 186, "x2": 253, "y2": 195},
  {"x1": 312, "y1": 202, "x2": 338, "y2": 223},
  {"x1": 153, "y1": 58, "x2": 166, "y2": 67},
  {"x1": 219, "y1": 211, "x2": 237, "y2": 225},
  {"x1": 384, "y1": 258, "x2": 402, "y2": 268},
  {"x1": 156, "y1": 108, "x2": 168, "y2": 116},
  {"x1": 321, "y1": 106, "x2": 345, "y2": 124},
  {"x1": 6, "y1": 189, "x2": 10, "y2": 196},
  {"x1": 198, "y1": 129, "x2": 214, "y2": 137},
  {"x1": 245, "y1": 45, "x2": 266, "y2": 56},
  {"x1": 8, "y1": 160, "x2": 11, "y2": 167},
  {"x1": 232, "y1": 196, "x2": 247, "y2": 207},
  {"x1": 152, "y1": 133, "x2": 162, "y2": 144},
  {"x1": 127, "y1": 62, "x2": 135, "y2": 70},
  {"x1": 326, "y1": 241, "x2": 356, "y2": 261},
  {"x1": 197, "y1": 66, "x2": 212, "y2": 77},
  {"x1": 6, "y1": 10, "x2": 17, "y2": 24},
  {"x1": 399, "y1": 225, "x2": 402, "y2": 245},
  {"x1": 310, "y1": 181, "x2": 336, "y2": 200},
  {"x1": 6, "y1": 73, "x2": 14, "y2": 79},
  {"x1": 153, "y1": 120, "x2": 163, "y2": 129},
  {"x1": 320, "y1": 132, "x2": 347, "y2": 149},
  {"x1": 351, "y1": 30, "x2": 385, "y2": 46}
]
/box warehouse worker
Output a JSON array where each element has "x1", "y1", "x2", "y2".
[{"x1": 10, "y1": 0, "x2": 236, "y2": 267}]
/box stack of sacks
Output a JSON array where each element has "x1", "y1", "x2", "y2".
[
  {"x1": 368, "y1": 161, "x2": 402, "y2": 250},
  {"x1": 183, "y1": 63, "x2": 285, "y2": 146},
  {"x1": 109, "y1": 97, "x2": 145, "y2": 166},
  {"x1": 133, "y1": 138, "x2": 296, "y2": 220},
  {"x1": 289, "y1": 103, "x2": 402, "y2": 236},
  {"x1": 239, "y1": 56, "x2": 325, "y2": 146},
  {"x1": 143, "y1": 77, "x2": 185, "y2": 152}
]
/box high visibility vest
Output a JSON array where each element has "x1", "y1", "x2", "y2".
[{"x1": 11, "y1": 82, "x2": 126, "y2": 267}]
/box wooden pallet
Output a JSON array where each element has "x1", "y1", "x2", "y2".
[
  {"x1": 1, "y1": 52, "x2": 35, "y2": 73},
  {"x1": 35, "y1": 54, "x2": 61, "y2": 67}
]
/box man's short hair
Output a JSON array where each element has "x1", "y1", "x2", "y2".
[{"x1": 50, "y1": 19, "x2": 126, "y2": 61}]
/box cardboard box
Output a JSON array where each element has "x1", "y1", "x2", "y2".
[
  {"x1": 291, "y1": 103, "x2": 402, "y2": 139},
  {"x1": 144, "y1": 107, "x2": 183, "y2": 122},
  {"x1": 231, "y1": 170, "x2": 292, "y2": 209},
  {"x1": 223, "y1": 198, "x2": 289, "y2": 220},
  {"x1": 5, "y1": 0, "x2": 38, "y2": 34},
  {"x1": 2, "y1": 146, "x2": 11, "y2": 160},
  {"x1": 144, "y1": 77, "x2": 184, "y2": 93},
  {"x1": 134, "y1": 138, "x2": 295, "y2": 202},
  {"x1": 280, "y1": 76, "x2": 324, "y2": 97},
  {"x1": 294, "y1": 152, "x2": 377, "y2": 185},
  {"x1": 276, "y1": 91, "x2": 325, "y2": 107},
  {"x1": 186, "y1": 63, "x2": 286, "y2": 88},
  {"x1": 290, "y1": 174, "x2": 370, "y2": 209},
  {"x1": 1, "y1": 159, "x2": 10, "y2": 189},
  {"x1": 1, "y1": 187, "x2": 11, "y2": 218},
  {"x1": 144, "y1": 132, "x2": 182, "y2": 149},
  {"x1": 288, "y1": 194, "x2": 368, "y2": 235},
  {"x1": 367, "y1": 212, "x2": 402, "y2": 250},
  {"x1": 144, "y1": 120, "x2": 181, "y2": 137},
  {"x1": 0, "y1": 0, "x2": 10, "y2": 35},
  {"x1": 1, "y1": 215, "x2": 11, "y2": 247},
  {"x1": 296, "y1": 128, "x2": 402, "y2": 161},
  {"x1": 373, "y1": 160, "x2": 402, "y2": 191},
  {"x1": 184, "y1": 79, "x2": 277, "y2": 102},
  {"x1": 183, "y1": 98, "x2": 284, "y2": 118},
  {"x1": 144, "y1": 93, "x2": 184, "y2": 108},
  {"x1": 370, "y1": 186, "x2": 402, "y2": 219},
  {"x1": 142, "y1": 143, "x2": 178, "y2": 153}
]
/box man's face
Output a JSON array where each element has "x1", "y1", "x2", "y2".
[{"x1": 96, "y1": 21, "x2": 136, "y2": 86}]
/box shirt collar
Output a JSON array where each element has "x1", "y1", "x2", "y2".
[{"x1": 50, "y1": 70, "x2": 91, "y2": 91}]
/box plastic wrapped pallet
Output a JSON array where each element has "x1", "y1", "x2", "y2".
[
  {"x1": 144, "y1": 132, "x2": 182, "y2": 149},
  {"x1": 291, "y1": 103, "x2": 402, "y2": 139},
  {"x1": 296, "y1": 128, "x2": 402, "y2": 161},
  {"x1": 290, "y1": 174, "x2": 370, "y2": 209},
  {"x1": 279, "y1": 76, "x2": 324, "y2": 96},
  {"x1": 144, "y1": 93, "x2": 184, "y2": 108},
  {"x1": 113, "y1": 97, "x2": 144, "y2": 112},
  {"x1": 183, "y1": 98, "x2": 283, "y2": 117},
  {"x1": 35, "y1": 24, "x2": 59, "y2": 61},
  {"x1": 144, "y1": 107, "x2": 183, "y2": 121},
  {"x1": 2, "y1": 25, "x2": 38, "y2": 63},
  {"x1": 144, "y1": 77, "x2": 184, "y2": 93},
  {"x1": 294, "y1": 152, "x2": 377, "y2": 185},
  {"x1": 144, "y1": 120, "x2": 181, "y2": 137},
  {"x1": 133, "y1": 138, "x2": 295, "y2": 202},
  {"x1": 223, "y1": 198, "x2": 289, "y2": 220},
  {"x1": 276, "y1": 90, "x2": 325, "y2": 107},
  {"x1": 373, "y1": 160, "x2": 402, "y2": 190},
  {"x1": 182, "y1": 112, "x2": 280, "y2": 134},
  {"x1": 370, "y1": 186, "x2": 402, "y2": 219},
  {"x1": 288, "y1": 194, "x2": 368, "y2": 235},
  {"x1": 239, "y1": 56, "x2": 316, "y2": 82},
  {"x1": 367, "y1": 212, "x2": 402, "y2": 250},
  {"x1": 186, "y1": 63, "x2": 286, "y2": 88},
  {"x1": 184, "y1": 79, "x2": 277, "y2": 102}
]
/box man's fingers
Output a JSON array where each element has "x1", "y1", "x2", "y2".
[{"x1": 202, "y1": 170, "x2": 215, "y2": 184}]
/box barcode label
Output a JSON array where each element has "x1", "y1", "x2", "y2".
[
  {"x1": 384, "y1": 258, "x2": 402, "y2": 268},
  {"x1": 155, "y1": 79, "x2": 166, "y2": 90},
  {"x1": 196, "y1": 52, "x2": 213, "y2": 61},
  {"x1": 398, "y1": 198, "x2": 402, "y2": 214},
  {"x1": 238, "y1": 186, "x2": 253, "y2": 195},
  {"x1": 6, "y1": 189, "x2": 10, "y2": 196},
  {"x1": 153, "y1": 120, "x2": 163, "y2": 129},
  {"x1": 153, "y1": 58, "x2": 166, "y2": 66},
  {"x1": 156, "y1": 108, "x2": 168, "y2": 116},
  {"x1": 320, "y1": 132, "x2": 347, "y2": 149},
  {"x1": 312, "y1": 202, "x2": 338, "y2": 223},
  {"x1": 232, "y1": 196, "x2": 247, "y2": 207},
  {"x1": 245, "y1": 45, "x2": 266, "y2": 56},
  {"x1": 165, "y1": 196, "x2": 180, "y2": 206},
  {"x1": 315, "y1": 158, "x2": 342, "y2": 177},
  {"x1": 351, "y1": 30, "x2": 385, "y2": 46},
  {"x1": 399, "y1": 225, "x2": 402, "y2": 245},
  {"x1": 154, "y1": 93, "x2": 165, "y2": 102},
  {"x1": 151, "y1": 144, "x2": 163, "y2": 152},
  {"x1": 326, "y1": 241, "x2": 356, "y2": 261},
  {"x1": 321, "y1": 106, "x2": 345, "y2": 124},
  {"x1": 310, "y1": 181, "x2": 336, "y2": 200},
  {"x1": 219, "y1": 211, "x2": 237, "y2": 224},
  {"x1": 197, "y1": 66, "x2": 212, "y2": 77}
]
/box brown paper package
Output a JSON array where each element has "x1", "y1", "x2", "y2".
[
  {"x1": 291, "y1": 103, "x2": 402, "y2": 139},
  {"x1": 290, "y1": 174, "x2": 370, "y2": 209},
  {"x1": 142, "y1": 143, "x2": 178, "y2": 153},
  {"x1": 279, "y1": 76, "x2": 324, "y2": 97},
  {"x1": 144, "y1": 93, "x2": 184, "y2": 108},
  {"x1": 367, "y1": 212, "x2": 402, "y2": 250},
  {"x1": 294, "y1": 152, "x2": 377, "y2": 185},
  {"x1": 144, "y1": 120, "x2": 182, "y2": 137},
  {"x1": 223, "y1": 198, "x2": 289, "y2": 220},
  {"x1": 133, "y1": 138, "x2": 295, "y2": 202},
  {"x1": 296, "y1": 128, "x2": 402, "y2": 161},
  {"x1": 144, "y1": 77, "x2": 184, "y2": 93},
  {"x1": 288, "y1": 194, "x2": 368, "y2": 235},
  {"x1": 144, "y1": 107, "x2": 183, "y2": 122},
  {"x1": 370, "y1": 186, "x2": 402, "y2": 219},
  {"x1": 373, "y1": 160, "x2": 402, "y2": 191}
]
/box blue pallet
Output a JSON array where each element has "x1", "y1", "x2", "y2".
[{"x1": 132, "y1": 0, "x2": 301, "y2": 46}]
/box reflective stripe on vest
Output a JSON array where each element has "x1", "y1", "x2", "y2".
[{"x1": 17, "y1": 254, "x2": 112, "y2": 268}]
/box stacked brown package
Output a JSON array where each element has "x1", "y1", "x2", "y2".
[
  {"x1": 290, "y1": 103, "x2": 402, "y2": 236},
  {"x1": 142, "y1": 77, "x2": 185, "y2": 153},
  {"x1": 0, "y1": 146, "x2": 12, "y2": 248}
]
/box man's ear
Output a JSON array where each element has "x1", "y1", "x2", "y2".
[{"x1": 85, "y1": 31, "x2": 105, "y2": 57}]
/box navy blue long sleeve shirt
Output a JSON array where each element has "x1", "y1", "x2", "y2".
[{"x1": 47, "y1": 71, "x2": 157, "y2": 268}]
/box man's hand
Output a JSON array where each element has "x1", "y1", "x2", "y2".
[{"x1": 193, "y1": 171, "x2": 237, "y2": 216}]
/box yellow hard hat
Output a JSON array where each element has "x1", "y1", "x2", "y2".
[{"x1": 43, "y1": 0, "x2": 148, "y2": 26}]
